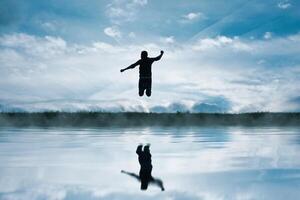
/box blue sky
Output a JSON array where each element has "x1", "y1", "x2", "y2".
[{"x1": 0, "y1": 0, "x2": 300, "y2": 112}]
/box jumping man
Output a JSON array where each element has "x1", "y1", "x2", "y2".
[{"x1": 120, "y1": 50, "x2": 164, "y2": 97}]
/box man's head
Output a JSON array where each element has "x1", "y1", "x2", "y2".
[{"x1": 141, "y1": 51, "x2": 148, "y2": 59}]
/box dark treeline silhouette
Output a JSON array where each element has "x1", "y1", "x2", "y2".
[
  {"x1": 0, "y1": 112, "x2": 300, "y2": 127},
  {"x1": 121, "y1": 144, "x2": 164, "y2": 191}
]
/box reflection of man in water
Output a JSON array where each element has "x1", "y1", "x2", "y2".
[
  {"x1": 121, "y1": 144, "x2": 165, "y2": 191},
  {"x1": 120, "y1": 50, "x2": 164, "y2": 97}
]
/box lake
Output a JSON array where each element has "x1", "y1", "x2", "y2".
[{"x1": 0, "y1": 126, "x2": 300, "y2": 200}]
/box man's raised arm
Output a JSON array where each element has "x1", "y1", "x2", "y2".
[
  {"x1": 151, "y1": 50, "x2": 164, "y2": 61},
  {"x1": 120, "y1": 60, "x2": 140, "y2": 72}
]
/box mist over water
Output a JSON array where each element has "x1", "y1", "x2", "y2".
[{"x1": 0, "y1": 126, "x2": 300, "y2": 200}]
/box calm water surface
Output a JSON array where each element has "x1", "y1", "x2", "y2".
[{"x1": 0, "y1": 126, "x2": 300, "y2": 200}]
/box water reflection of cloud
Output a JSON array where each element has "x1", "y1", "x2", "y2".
[
  {"x1": 1, "y1": 127, "x2": 300, "y2": 199},
  {"x1": 1, "y1": 178, "x2": 300, "y2": 200}
]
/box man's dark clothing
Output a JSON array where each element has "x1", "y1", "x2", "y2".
[
  {"x1": 139, "y1": 78, "x2": 152, "y2": 96},
  {"x1": 136, "y1": 145, "x2": 153, "y2": 189},
  {"x1": 137, "y1": 58, "x2": 156, "y2": 78},
  {"x1": 135, "y1": 58, "x2": 157, "y2": 96},
  {"x1": 122, "y1": 52, "x2": 163, "y2": 97},
  {"x1": 136, "y1": 146, "x2": 152, "y2": 172}
]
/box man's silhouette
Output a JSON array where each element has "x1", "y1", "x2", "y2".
[
  {"x1": 121, "y1": 144, "x2": 165, "y2": 191},
  {"x1": 120, "y1": 50, "x2": 164, "y2": 97}
]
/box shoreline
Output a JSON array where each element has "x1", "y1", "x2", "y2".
[{"x1": 0, "y1": 112, "x2": 300, "y2": 127}]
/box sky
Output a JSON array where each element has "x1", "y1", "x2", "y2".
[{"x1": 0, "y1": 0, "x2": 300, "y2": 112}]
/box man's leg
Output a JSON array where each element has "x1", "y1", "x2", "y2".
[
  {"x1": 146, "y1": 88, "x2": 151, "y2": 97},
  {"x1": 139, "y1": 79, "x2": 144, "y2": 96},
  {"x1": 145, "y1": 79, "x2": 152, "y2": 97},
  {"x1": 139, "y1": 89, "x2": 144, "y2": 97}
]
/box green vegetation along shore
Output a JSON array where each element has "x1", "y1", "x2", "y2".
[{"x1": 0, "y1": 112, "x2": 300, "y2": 127}]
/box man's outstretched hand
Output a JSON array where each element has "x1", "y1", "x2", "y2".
[
  {"x1": 161, "y1": 50, "x2": 164, "y2": 55},
  {"x1": 120, "y1": 69, "x2": 125, "y2": 73}
]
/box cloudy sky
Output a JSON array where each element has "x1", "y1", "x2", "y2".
[{"x1": 0, "y1": 0, "x2": 300, "y2": 112}]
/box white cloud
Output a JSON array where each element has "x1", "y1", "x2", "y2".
[
  {"x1": 184, "y1": 12, "x2": 201, "y2": 20},
  {"x1": 128, "y1": 32, "x2": 136, "y2": 38},
  {"x1": 40, "y1": 21, "x2": 57, "y2": 32},
  {"x1": 106, "y1": 0, "x2": 148, "y2": 24},
  {"x1": 92, "y1": 42, "x2": 125, "y2": 53},
  {"x1": 161, "y1": 36, "x2": 175, "y2": 44},
  {"x1": 264, "y1": 32, "x2": 272, "y2": 39},
  {"x1": 288, "y1": 34, "x2": 300, "y2": 41},
  {"x1": 104, "y1": 26, "x2": 122, "y2": 38},
  {"x1": 0, "y1": 33, "x2": 67, "y2": 58},
  {"x1": 180, "y1": 12, "x2": 206, "y2": 23},
  {"x1": 107, "y1": 7, "x2": 126, "y2": 18},
  {"x1": 1, "y1": 33, "x2": 300, "y2": 112},
  {"x1": 132, "y1": 0, "x2": 148, "y2": 6},
  {"x1": 278, "y1": 0, "x2": 291, "y2": 9},
  {"x1": 192, "y1": 36, "x2": 252, "y2": 52},
  {"x1": 193, "y1": 36, "x2": 233, "y2": 50}
]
